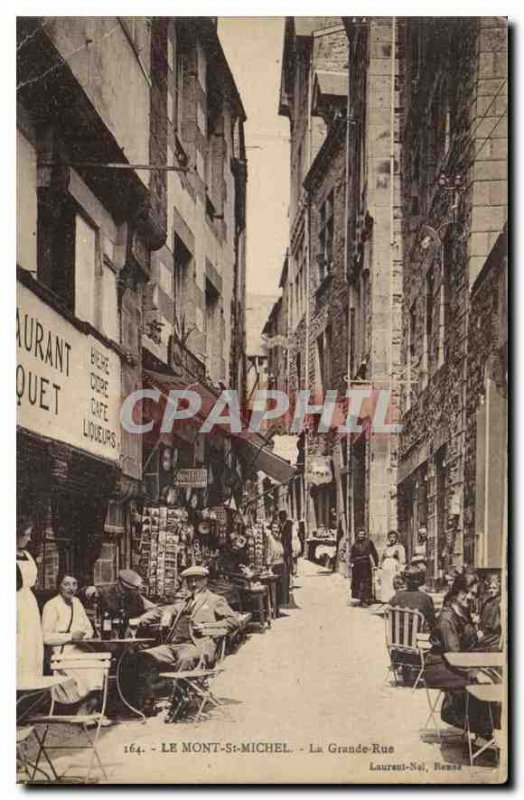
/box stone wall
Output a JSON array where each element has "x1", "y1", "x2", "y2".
[{"x1": 397, "y1": 18, "x2": 507, "y2": 577}]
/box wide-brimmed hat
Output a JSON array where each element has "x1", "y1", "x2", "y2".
[
  {"x1": 181, "y1": 566, "x2": 209, "y2": 579},
  {"x1": 118, "y1": 569, "x2": 143, "y2": 590}
]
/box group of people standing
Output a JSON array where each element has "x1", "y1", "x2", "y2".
[{"x1": 349, "y1": 527, "x2": 427, "y2": 607}]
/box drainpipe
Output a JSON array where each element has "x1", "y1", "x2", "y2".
[
  {"x1": 388, "y1": 17, "x2": 396, "y2": 534},
  {"x1": 303, "y1": 43, "x2": 315, "y2": 539},
  {"x1": 345, "y1": 27, "x2": 354, "y2": 570}
]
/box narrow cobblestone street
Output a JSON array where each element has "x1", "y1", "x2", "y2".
[{"x1": 40, "y1": 560, "x2": 503, "y2": 784}]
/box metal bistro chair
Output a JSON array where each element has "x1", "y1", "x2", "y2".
[
  {"x1": 385, "y1": 607, "x2": 428, "y2": 692},
  {"x1": 28, "y1": 652, "x2": 112, "y2": 783},
  {"x1": 161, "y1": 624, "x2": 229, "y2": 723},
  {"x1": 465, "y1": 684, "x2": 504, "y2": 766}
]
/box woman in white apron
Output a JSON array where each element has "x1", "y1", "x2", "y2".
[
  {"x1": 17, "y1": 523, "x2": 44, "y2": 682},
  {"x1": 42, "y1": 573, "x2": 105, "y2": 714},
  {"x1": 379, "y1": 530, "x2": 406, "y2": 603}
]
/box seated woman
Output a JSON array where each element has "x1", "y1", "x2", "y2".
[
  {"x1": 425, "y1": 581, "x2": 496, "y2": 742},
  {"x1": 390, "y1": 565, "x2": 436, "y2": 630},
  {"x1": 42, "y1": 573, "x2": 108, "y2": 722}
]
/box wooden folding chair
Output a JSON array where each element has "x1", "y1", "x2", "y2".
[
  {"x1": 28, "y1": 652, "x2": 112, "y2": 783},
  {"x1": 161, "y1": 626, "x2": 229, "y2": 723},
  {"x1": 384, "y1": 607, "x2": 427, "y2": 691}
]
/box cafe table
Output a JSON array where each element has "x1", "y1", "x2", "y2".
[
  {"x1": 444, "y1": 652, "x2": 504, "y2": 681},
  {"x1": 81, "y1": 637, "x2": 154, "y2": 723}
]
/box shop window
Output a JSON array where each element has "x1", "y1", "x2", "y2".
[{"x1": 318, "y1": 190, "x2": 334, "y2": 282}]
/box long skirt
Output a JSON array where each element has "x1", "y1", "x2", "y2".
[
  {"x1": 17, "y1": 587, "x2": 44, "y2": 682},
  {"x1": 351, "y1": 562, "x2": 373, "y2": 602},
  {"x1": 379, "y1": 558, "x2": 398, "y2": 603}
]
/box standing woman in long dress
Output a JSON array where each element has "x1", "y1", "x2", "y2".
[
  {"x1": 379, "y1": 530, "x2": 406, "y2": 603},
  {"x1": 17, "y1": 521, "x2": 44, "y2": 682}
]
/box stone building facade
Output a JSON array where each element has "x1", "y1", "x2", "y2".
[
  {"x1": 464, "y1": 227, "x2": 507, "y2": 569},
  {"x1": 143, "y1": 19, "x2": 247, "y2": 394},
  {"x1": 396, "y1": 17, "x2": 507, "y2": 581},
  {"x1": 343, "y1": 18, "x2": 404, "y2": 555},
  {"x1": 278, "y1": 17, "x2": 350, "y2": 535},
  {"x1": 17, "y1": 17, "x2": 248, "y2": 589},
  {"x1": 17, "y1": 17, "x2": 165, "y2": 586}
]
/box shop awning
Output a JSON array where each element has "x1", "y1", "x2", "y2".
[
  {"x1": 234, "y1": 437, "x2": 297, "y2": 484},
  {"x1": 143, "y1": 368, "x2": 296, "y2": 484}
]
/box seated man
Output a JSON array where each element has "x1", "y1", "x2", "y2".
[
  {"x1": 84, "y1": 568, "x2": 156, "y2": 623},
  {"x1": 130, "y1": 566, "x2": 240, "y2": 716}
]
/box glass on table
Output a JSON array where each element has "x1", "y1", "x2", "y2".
[{"x1": 128, "y1": 618, "x2": 140, "y2": 639}]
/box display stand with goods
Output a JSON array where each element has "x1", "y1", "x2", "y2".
[{"x1": 136, "y1": 505, "x2": 194, "y2": 600}]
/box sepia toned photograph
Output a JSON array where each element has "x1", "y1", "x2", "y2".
[{"x1": 15, "y1": 13, "x2": 508, "y2": 785}]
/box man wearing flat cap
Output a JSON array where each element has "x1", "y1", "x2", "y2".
[
  {"x1": 85, "y1": 569, "x2": 156, "y2": 622},
  {"x1": 130, "y1": 565, "x2": 241, "y2": 715}
]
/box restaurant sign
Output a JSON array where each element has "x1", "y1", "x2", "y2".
[
  {"x1": 16, "y1": 282, "x2": 121, "y2": 462},
  {"x1": 172, "y1": 468, "x2": 208, "y2": 488}
]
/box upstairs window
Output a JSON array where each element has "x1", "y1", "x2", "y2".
[
  {"x1": 167, "y1": 26, "x2": 184, "y2": 137},
  {"x1": 318, "y1": 190, "x2": 334, "y2": 282},
  {"x1": 74, "y1": 214, "x2": 98, "y2": 327},
  {"x1": 205, "y1": 69, "x2": 225, "y2": 219},
  {"x1": 173, "y1": 234, "x2": 192, "y2": 337},
  {"x1": 37, "y1": 192, "x2": 76, "y2": 313}
]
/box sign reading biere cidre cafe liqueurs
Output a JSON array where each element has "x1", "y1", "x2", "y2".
[{"x1": 16, "y1": 282, "x2": 121, "y2": 462}]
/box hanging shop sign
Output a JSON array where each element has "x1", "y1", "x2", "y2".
[
  {"x1": 306, "y1": 457, "x2": 333, "y2": 486},
  {"x1": 16, "y1": 282, "x2": 121, "y2": 462},
  {"x1": 172, "y1": 468, "x2": 208, "y2": 488}
]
